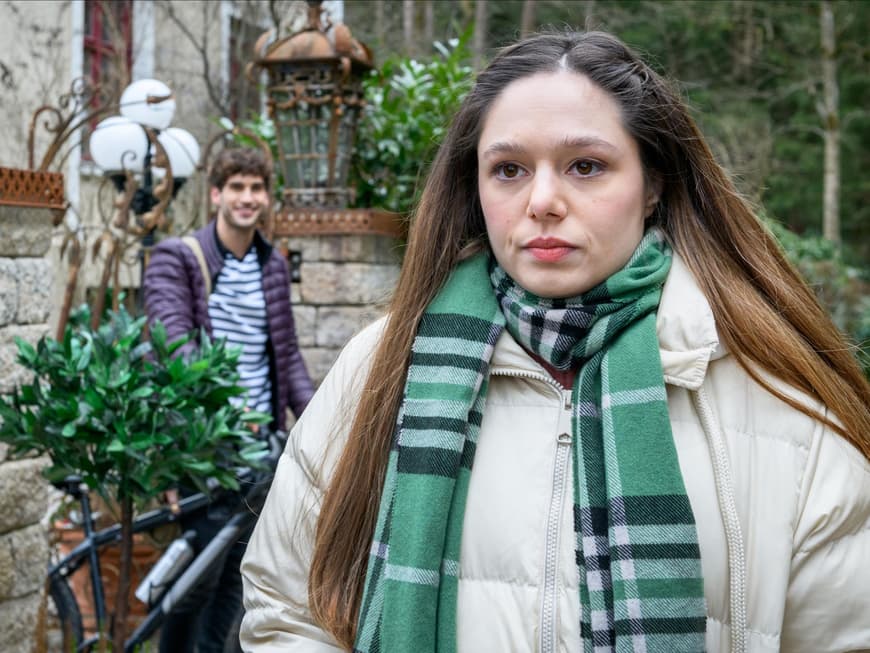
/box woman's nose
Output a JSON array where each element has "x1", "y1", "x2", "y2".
[{"x1": 526, "y1": 169, "x2": 567, "y2": 220}]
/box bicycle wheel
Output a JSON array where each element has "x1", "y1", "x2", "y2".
[{"x1": 49, "y1": 575, "x2": 84, "y2": 653}]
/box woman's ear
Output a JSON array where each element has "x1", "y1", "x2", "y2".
[{"x1": 644, "y1": 173, "x2": 663, "y2": 218}]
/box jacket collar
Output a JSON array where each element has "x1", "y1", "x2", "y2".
[
  {"x1": 208, "y1": 219, "x2": 273, "y2": 267},
  {"x1": 490, "y1": 252, "x2": 722, "y2": 390},
  {"x1": 656, "y1": 252, "x2": 723, "y2": 389}
]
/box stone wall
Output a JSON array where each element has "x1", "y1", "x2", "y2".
[
  {"x1": 284, "y1": 232, "x2": 402, "y2": 385},
  {"x1": 0, "y1": 205, "x2": 54, "y2": 653}
]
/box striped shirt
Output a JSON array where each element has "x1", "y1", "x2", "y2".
[{"x1": 208, "y1": 247, "x2": 272, "y2": 415}]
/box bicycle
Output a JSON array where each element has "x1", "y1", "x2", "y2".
[{"x1": 47, "y1": 429, "x2": 286, "y2": 653}]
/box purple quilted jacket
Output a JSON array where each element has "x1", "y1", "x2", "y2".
[{"x1": 143, "y1": 221, "x2": 314, "y2": 430}]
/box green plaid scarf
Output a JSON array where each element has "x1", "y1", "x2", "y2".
[{"x1": 354, "y1": 230, "x2": 706, "y2": 653}]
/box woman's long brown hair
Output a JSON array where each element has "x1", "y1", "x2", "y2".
[{"x1": 309, "y1": 31, "x2": 870, "y2": 649}]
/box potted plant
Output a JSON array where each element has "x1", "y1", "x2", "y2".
[{"x1": 0, "y1": 304, "x2": 268, "y2": 650}]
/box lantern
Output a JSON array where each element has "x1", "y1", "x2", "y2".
[{"x1": 254, "y1": 1, "x2": 373, "y2": 209}]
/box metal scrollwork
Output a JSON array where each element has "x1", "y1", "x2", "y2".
[{"x1": 28, "y1": 77, "x2": 114, "y2": 172}]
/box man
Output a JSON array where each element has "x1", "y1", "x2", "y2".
[{"x1": 144, "y1": 147, "x2": 314, "y2": 653}]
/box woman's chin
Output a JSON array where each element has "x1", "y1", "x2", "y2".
[{"x1": 512, "y1": 272, "x2": 594, "y2": 299}]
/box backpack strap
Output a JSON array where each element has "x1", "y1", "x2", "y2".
[{"x1": 181, "y1": 236, "x2": 212, "y2": 296}]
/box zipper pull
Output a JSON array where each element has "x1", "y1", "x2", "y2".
[
  {"x1": 563, "y1": 389, "x2": 572, "y2": 412},
  {"x1": 558, "y1": 432, "x2": 572, "y2": 445}
]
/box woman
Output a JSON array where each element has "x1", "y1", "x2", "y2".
[{"x1": 240, "y1": 31, "x2": 870, "y2": 653}]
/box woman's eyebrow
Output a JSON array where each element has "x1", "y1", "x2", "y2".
[
  {"x1": 480, "y1": 140, "x2": 525, "y2": 159},
  {"x1": 481, "y1": 135, "x2": 617, "y2": 159},
  {"x1": 558, "y1": 135, "x2": 617, "y2": 151}
]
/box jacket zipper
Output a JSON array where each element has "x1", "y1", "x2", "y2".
[
  {"x1": 542, "y1": 428, "x2": 572, "y2": 653},
  {"x1": 492, "y1": 369, "x2": 572, "y2": 653}
]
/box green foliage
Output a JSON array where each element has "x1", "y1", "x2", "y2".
[
  {"x1": 768, "y1": 219, "x2": 870, "y2": 375},
  {"x1": 0, "y1": 304, "x2": 269, "y2": 506},
  {"x1": 350, "y1": 33, "x2": 474, "y2": 214}
]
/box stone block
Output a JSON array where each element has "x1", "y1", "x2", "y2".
[
  {"x1": 0, "y1": 323, "x2": 48, "y2": 347},
  {"x1": 0, "y1": 258, "x2": 51, "y2": 326},
  {"x1": 14, "y1": 258, "x2": 52, "y2": 324},
  {"x1": 315, "y1": 306, "x2": 383, "y2": 348},
  {"x1": 282, "y1": 237, "x2": 321, "y2": 263},
  {"x1": 0, "y1": 591, "x2": 42, "y2": 653},
  {"x1": 0, "y1": 325, "x2": 48, "y2": 395},
  {"x1": 299, "y1": 263, "x2": 399, "y2": 306},
  {"x1": 0, "y1": 259, "x2": 16, "y2": 326},
  {"x1": 0, "y1": 343, "x2": 30, "y2": 394},
  {"x1": 0, "y1": 205, "x2": 56, "y2": 258},
  {"x1": 318, "y1": 234, "x2": 402, "y2": 264},
  {"x1": 300, "y1": 347, "x2": 342, "y2": 386},
  {"x1": 292, "y1": 304, "x2": 316, "y2": 348},
  {"x1": 0, "y1": 523, "x2": 49, "y2": 600},
  {"x1": 0, "y1": 457, "x2": 51, "y2": 534}
]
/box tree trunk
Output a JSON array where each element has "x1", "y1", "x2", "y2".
[
  {"x1": 819, "y1": 0, "x2": 840, "y2": 244},
  {"x1": 473, "y1": 0, "x2": 488, "y2": 69},
  {"x1": 111, "y1": 494, "x2": 134, "y2": 651},
  {"x1": 732, "y1": 0, "x2": 755, "y2": 80},
  {"x1": 374, "y1": 0, "x2": 385, "y2": 50},
  {"x1": 403, "y1": 0, "x2": 416, "y2": 56},
  {"x1": 584, "y1": 0, "x2": 597, "y2": 27},
  {"x1": 521, "y1": 0, "x2": 536, "y2": 37},
  {"x1": 423, "y1": 0, "x2": 435, "y2": 47}
]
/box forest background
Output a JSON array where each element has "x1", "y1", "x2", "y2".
[
  {"x1": 342, "y1": 0, "x2": 868, "y2": 256},
  {"x1": 11, "y1": 0, "x2": 864, "y2": 369},
  {"x1": 322, "y1": 0, "x2": 868, "y2": 369}
]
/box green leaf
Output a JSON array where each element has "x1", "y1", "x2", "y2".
[
  {"x1": 130, "y1": 386, "x2": 153, "y2": 399},
  {"x1": 15, "y1": 337, "x2": 37, "y2": 365},
  {"x1": 184, "y1": 460, "x2": 214, "y2": 474}
]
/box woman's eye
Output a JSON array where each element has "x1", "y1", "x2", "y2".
[
  {"x1": 571, "y1": 160, "x2": 602, "y2": 176},
  {"x1": 495, "y1": 163, "x2": 524, "y2": 179}
]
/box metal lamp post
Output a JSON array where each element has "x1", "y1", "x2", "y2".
[
  {"x1": 89, "y1": 78, "x2": 200, "y2": 316},
  {"x1": 251, "y1": 0, "x2": 404, "y2": 243},
  {"x1": 90, "y1": 79, "x2": 200, "y2": 229},
  {"x1": 254, "y1": 0, "x2": 372, "y2": 209}
]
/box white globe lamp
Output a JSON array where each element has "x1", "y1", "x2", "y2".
[
  {"x1": 155, "y1": 127, "x2": 200, "y2": 179},
  {"x1": 120, "y1": 79, "x2": 176, "y2": 130},
  {"x1": 90, "y1": 116, "x2": 149, "y2": 173}
]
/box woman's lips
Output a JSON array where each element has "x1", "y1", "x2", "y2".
[{"x1": 524, "y1": 238, "x2": 575, "y2": 262}]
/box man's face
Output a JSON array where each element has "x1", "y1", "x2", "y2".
[{"x1": 210, "y1": 173, "x2": 269, "y2": 232}]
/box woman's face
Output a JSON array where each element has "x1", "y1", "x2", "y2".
[{"x1": 477, "y1": 71, "x2": 659, "y2": 298}]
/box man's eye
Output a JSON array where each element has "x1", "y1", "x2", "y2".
[
  {"x1": 571, "y1": 160, "x2": 602, "y2": 176},
  {"x1": 495, "y1": 163, "x2": 523, "y2": 179}
]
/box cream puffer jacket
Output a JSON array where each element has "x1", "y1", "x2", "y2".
[{"x1": 240, "y1": 255, "x2": 870, "y2": 653}]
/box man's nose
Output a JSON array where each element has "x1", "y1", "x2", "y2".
[{"x1": 527, "y1": 169, "x2": 567, "y2": 220}]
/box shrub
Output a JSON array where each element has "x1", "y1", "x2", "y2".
[
  {"x1": 767, "y1": 220, "x2": 869, "y2": 376},
  {"x1": 350, "y1": 34, "x2": 473, "y2": 215}
]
